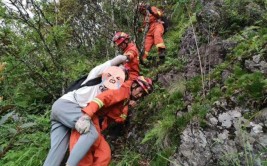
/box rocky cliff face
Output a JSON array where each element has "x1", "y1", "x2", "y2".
[
  {"x1": 170, "y1": 105, "x2": 267, "y2": 166},
  {"x1": 168, "y1": 1, "x2": 267, "y2": 165}
]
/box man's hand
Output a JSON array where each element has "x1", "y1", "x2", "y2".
[
  {"x1": 75, "y1": 114, "x2": 91, "y2": 134},
  {"x1": 129, "y1": 100, "x2": 137, "y2": 108}
]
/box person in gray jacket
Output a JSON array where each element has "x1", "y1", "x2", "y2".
[{"x1": 43, "y1": 55, "x2": 129, "y2": 166}]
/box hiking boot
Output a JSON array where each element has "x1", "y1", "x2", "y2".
[
  {"x1": 140, "y1": 57, "x2": 150, "y2": 67},
  {"x1": 141, "y1": 56, "x2": 157, "y2": 67},
  {"x1": 148, "y1": 56, "x2": 158, "y2": 66},
  {"x1": 158, "y1": 56, "x2": 165, "y2": 65},
  {"x1": 158, "y1": 49, "x2": 166, "y2": 65}
]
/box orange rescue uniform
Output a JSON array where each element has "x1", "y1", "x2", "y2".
[
  {"x1": 123, "y1": 42, "x2": 140, "y2": 80},
  {"x1": 69, "y1": 81, "x2": 132, "y2": 166},
  {"x1": 142, "y1": 6, "x2": 166, "y2": 60}
]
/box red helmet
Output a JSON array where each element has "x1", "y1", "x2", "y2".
[
  {"x1": 112, "y1": 32, "x2": 130, "y2": 46},
  {"x1": 134, "y1": 76, "x2": 153, "y2": 94}
]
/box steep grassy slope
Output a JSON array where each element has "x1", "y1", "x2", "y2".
[{"x1": 110, "y1": 1, "x2": 267, "y2": 165}]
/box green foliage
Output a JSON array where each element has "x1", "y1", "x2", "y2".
[
  {"x1": 228, "y1": 26, "x2": 267, "y2": 60},
  {"x1": 123, "y1": 80, "x2": 185, "y2": 163},
  {"x1": 0, "y1": 113, "x2": 50, "y2": 166},
  {"x1": 209, "y1": 62, "x2": 231, "y2": 81},
  {"x1": 141, "y1": 113, "x2": 176, "y2": 146},
  {"x1": 140, "y1": 58, "x2": 183, "y2": 80},
  {"x1": 224, "y1": 69, "x2": 266, "y2": 106},
  {"x1": 207, "y1": 87, "x2": 223, "y2": 103},
  {"x1": 1, "y1": 55, "x2": 54, "y2": 111},
  {"x1": 220, "y1": 0, "x2": 267, "y2": 36},
  {"x1": 140, "y1": 83, "x2": 185, "y2": 148},
  {"x1": 171, "y1": 102, "x2": 212, "y2": 137},
  {"x1": 164, "y1": 1, "x2": 198, "y2": 59},
  {"x1": 149, "y1": 149, "x2": 175, "y2": 166},
  {"x1": 196, "y1": 103, "x2": 211, "y2": 119},
  {"x1": 186, "y1": 76, "x2": 202, "y2": 94},
  {"x1": 110, "y1": 148, "x2": 140, "y2": 166},
  {"x1": 0, "y1": 132, "x2": 49, "y2": 166},
  {"x1": 47, "y1": 25, "x2": 72, "y2": 45}
]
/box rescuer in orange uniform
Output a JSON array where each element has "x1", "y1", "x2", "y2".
[
  {"x1": 44, "y1": 59, "x2": 130, "y2": 166},
  {"x1": 69, "y1": 76, "x2": 153, "y2": 166},
  {"x1": 138, "y1": 2, "x2": 166, "y2": 65},
  {"x1": 112, "y1": 32, "x2": 140, "y2": 80}
]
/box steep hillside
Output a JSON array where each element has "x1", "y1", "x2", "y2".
[
  {"x1": 0, "y1": 0, "x2": 266, "y2": 166},
  {"x1": 109, "y1": 1, "x2": 267, "y2": 165}
]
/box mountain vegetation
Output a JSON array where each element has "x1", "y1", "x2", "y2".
[{"x1": 0, "y1": 0, "x2": 266, "y2": 165}]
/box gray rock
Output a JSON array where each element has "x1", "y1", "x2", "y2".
[
  {"x1": 172, "y1": 125, "x2": 212, "y2": 166},
  {"x1": 218, "y1": 112, "x2": 232, "y2": 128},
  {"x1": 218, "y1": 130, "x2": 229, "y2": 140},
  {"x1": 253, "y1": 54, "x2": 261, "y2": 63},
  {"x1": 210, "y1": 117, "x2": 218, "y2": 125},
  {"x1": 250, "y1": 122, "x2": 263, "y2": 134}
]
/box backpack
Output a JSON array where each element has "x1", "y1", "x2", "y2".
[
  {"x1": 65, "y1": 75, "x2": 102, "y2": 94},
  {"x1": 161, "y1": 16, "x2": 170, "y2": 34}
]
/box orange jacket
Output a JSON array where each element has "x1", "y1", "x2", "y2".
[
  {"x1": 82, "y1": 80, "x2": 132, "y2": 128},
  {"x1": 123, "y1": 42, "x2": 140, "y2": 80},
  {"x1": 97, "y1": 100, "x2": 129, "y2": 131},
  {"x1": 70, "y1": 99, "x2": 130, "y2": 165},
  {"x1": 69, "y1": 81, "x2": 133, "y2": 166}
]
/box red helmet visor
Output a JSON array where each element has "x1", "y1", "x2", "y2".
[{"x1": 112, "y1": 32, "x2": 129, "y2": 46}]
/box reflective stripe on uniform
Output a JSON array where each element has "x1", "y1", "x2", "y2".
[
  {"x1": 157, "y1": 10, "x2": 162, "y2": 17},
  {"x1": 156, "y1": 43, "x2": 165, "y2": 48},
  {"x1": 120, "y1": 114, "x2": 127, "y2": 120},
  {"x1": 92, "y1": 98, "x2": 104, "y2": 108}
]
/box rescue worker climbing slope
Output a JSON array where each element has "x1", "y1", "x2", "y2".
[
  {"x1": 113, "y1": 32, "x2": 140, "y2": 80},
  {"x1": 43, "y1": 56, "x2": 130, "y2": 166},
  {"x1": 138, "y1": 2, "x2": 166, "y2": 65},
  {"x1": 69, "y1": 76, "x2": 153, "y2": 166}
]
